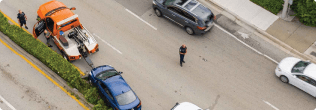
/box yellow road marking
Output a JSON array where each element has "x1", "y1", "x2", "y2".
[
  {"x1": 74, "y1": 65, "x2": 85, "y2": 76},
  {"x1": 0, "y1": 38, "x2": 89, "y2": 110},
  {"x1": 0, "y1": 10, "x2": 30, "y2": 34},
  {"x1": 0, "y1": 11, "x2": 88, "y2": 109}
]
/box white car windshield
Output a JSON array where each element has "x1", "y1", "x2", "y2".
[{"x1": 292, "y1": 61, "x2": 311, "y2": 73}]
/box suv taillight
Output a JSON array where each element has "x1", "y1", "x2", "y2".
[{"x1": 197, "y1": 26, "x2": 206, "y2": 30}]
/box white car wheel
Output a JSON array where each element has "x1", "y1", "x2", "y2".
[{"x1": 280, "y1": 75, "x2": 289, "y2": 83}]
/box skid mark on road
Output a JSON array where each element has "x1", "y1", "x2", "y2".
[
  {"x1": 0, "y1": 95, "x2": 16, "y2": 110},
  {"x1": 125, "y1": 9, "x2": 157, "y2": 30},
  {"x1": 0, "y1": 66, "x2": 57, "y2": 109},
  {"x1": 209, "y1": 95, "x2": 220, "y2": 110}
]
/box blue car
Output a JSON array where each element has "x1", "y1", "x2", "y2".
[{"x1": 88, "y1": 65, "x2": 141, "y2": 110}]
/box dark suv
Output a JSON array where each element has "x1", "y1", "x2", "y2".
[{"x1": 153, "y1": 0, "x2": 216, "y2": 35}]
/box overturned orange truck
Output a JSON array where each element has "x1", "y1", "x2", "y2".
[{"x1": 33, "y1": 0, "x2": 99, "y2": 65}]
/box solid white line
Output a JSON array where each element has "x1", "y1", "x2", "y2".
[
  {"x1": 263, "y1": 54, "x2": 279, "y2": 64},
  {"x1": 93, "y1": 33, "x2": 123, "y2": 54},
  {"x1": 0, "y1": 0, "x2": 2, "y2": 3},
  {"x1": 0, "y1": 95, "x2": 16, "y2": 110},
  {"x1": 214, "y1": 23, "x2": 279, "y2": 64},
  {"x1": 263, "y1": 100, "x2": 279, "y2": 110},
  {"x1": 125, "y1": 9, "x2": 158, "y2": 30}
]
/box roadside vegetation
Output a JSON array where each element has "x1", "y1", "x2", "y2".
[
  {"x1": 250, "y1": 0, "x2": 284, "y2": 15},
  {"x1": 291, "y1": 0, "x2": 316, "y2": 27},
  {"x1": 0, "y1": 12, "x2": 110, "y2": 110},
  {"x1": 251, "y1": 0, "x2": 316, "y2": 27}
]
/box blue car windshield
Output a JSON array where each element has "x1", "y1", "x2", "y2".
[
  {"x1": 115, "y1": 90, "x2": 137, "y2": 105},
  {"x1": 96, "y1": 70, "x2": 119, "y2": 80}
]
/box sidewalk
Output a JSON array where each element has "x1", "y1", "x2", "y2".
[{"x1": 203, "y1": 0, "x2": 316, "y2": 62}]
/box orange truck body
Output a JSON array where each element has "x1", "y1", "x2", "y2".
[{"x1": 33, "y1": 0, "x2": 99, "y2": 61}]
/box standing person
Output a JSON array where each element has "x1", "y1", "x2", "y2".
[
  {"x1": 179, "y1": 44, "x2": 187, "y2": 67},
  {"x1": 17, "y1": 10, "x2": 28, "y2": 29},
  {"x1": 44, "y1": 30, "x2": 53, "y2": 47}
]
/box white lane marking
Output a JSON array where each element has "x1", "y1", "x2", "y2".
[
  {"x1": 0, "y1": 95, "x2": 16, "y2": 110},
  {"x1": 93, "y1": 33, "x2": 123, "y2": 54},
  {"x1": 0, "y1": 107, "x2": 2, "y2": 110},
  {"x1": 125, "y1": 9, "x2": 158, "y2": 30},
  {"x1": 263, "y1": 100, "x2": 279, "y2": 110},
  {"x1": 214, "y1": 24, "x2": 279, "y2": 64},
  {"x1": 0, "y1": 0, "x2": 2, "y2": 3}
]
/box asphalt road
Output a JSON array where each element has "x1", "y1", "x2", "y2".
[
  {"x1": 1, "y1": 0, "x2": 316, "y2": 110},
  {"x1": 0, "y1": 34, "x2": 84, "y2": 110}
]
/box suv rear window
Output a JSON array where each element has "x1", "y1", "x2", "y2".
[{"x1": 192, "y1": 4, "x2": 210, "y2": 17}]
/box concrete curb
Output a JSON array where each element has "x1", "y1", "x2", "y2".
[
  {"x1": 201, "y1": 0, "x2": 316, "y2": 63},
  {"x1": 0, "y1": 32, "x2": 94, "y2": 109}
]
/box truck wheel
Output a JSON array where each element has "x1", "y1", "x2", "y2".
[
  {"x1": 96, "y1": 48, "x2": 99, "y2": 52},
  {"x1": 62, "y1": 53, "x2": 69, "y2": 61}
]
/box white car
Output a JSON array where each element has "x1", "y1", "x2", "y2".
[
  {"x1": 171, "y1": 102, "x2": 207, "y2": 110},
  {"x1": 275, "y1": 57, "x2": 316, "y2": 97}
]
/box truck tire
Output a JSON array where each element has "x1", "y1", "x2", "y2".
[{"x1": 62, "y1": 53, "x2": 69, "y2": 61}]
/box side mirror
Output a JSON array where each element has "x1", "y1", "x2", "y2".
[
  {"x1": 119, "y1": 72, "x2": 123, "y2": 74},
  {"x1": 70, "y1": 7, "x2": 76, "y2": 10}
]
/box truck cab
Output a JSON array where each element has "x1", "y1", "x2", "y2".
[{"x1": 33, "y1": 0, "x2": 99, "y2": 62}]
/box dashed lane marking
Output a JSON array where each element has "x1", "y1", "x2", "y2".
[
  {"x1": 0, "y1": 95, "x2": 16, "y2": 110},
  {"x1": 93, "y1": 33, "x2": 123, "y2": 54},
  {"x1": 263, "y1": 100, "x2": 279, "y2": 110},
  {"x1": 125, "y1": 9, "x2": 158, "y2": 30}
]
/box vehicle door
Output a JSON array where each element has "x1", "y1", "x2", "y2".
[
  {"x1": 304, "y1": 76, "x2": 316, "y2": 97},
  {"x1": 181, "y1": 11, "x2": 197, "y2": 27},
  {"x1": 33, "y1": 20, "x2": 46, "y2": 39},
  {"x1": 166, "y1": 6, "x2": 185, "y2": 27},
  {"x1": 97, "y1": 80, "x2": 117, "y2": 108},
  {"x1": 293, "y1": 75, "x2": 310, "y2": 93}
]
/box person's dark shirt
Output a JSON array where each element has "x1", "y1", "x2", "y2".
[
  {"x1": 179, "y1": 46, "x2": 187, "y2": 54},
  {"x1": 17, "y1": 12, "x2": 26, "y2": 21}
]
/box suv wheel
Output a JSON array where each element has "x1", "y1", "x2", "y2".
[
  {"x1": 185, "y1": 27, "x2": 194, "y2": 35},
  {"x1": 280, "y1": 75, "x2": 289, "y2": 83},
  {"x1": 155, "y1": 9, "x2": 162, "y2": 17}
]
